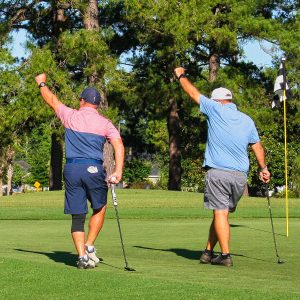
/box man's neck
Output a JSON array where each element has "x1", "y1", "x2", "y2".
[
  {"x1": 216, "y1": 99, "x2": 232, "y2": 105},
  {"x1": 80, "y1": 102, "x2": 98, "y2": 109}
]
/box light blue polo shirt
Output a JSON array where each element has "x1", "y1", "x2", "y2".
[{"x1": 200, "y1": 95, "x2": 260, "y2": 174}]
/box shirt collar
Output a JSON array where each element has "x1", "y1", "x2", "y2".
[
  {"x1": 225, "y1": 103, "x2": 237, "y2": 110},
  {"x1": 79, "y1": 107, "x2": 98, "y2": 112}
]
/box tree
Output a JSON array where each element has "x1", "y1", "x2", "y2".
[
  {"x1": 62, "y1": 0, "x2": 119, "y2": 176},
  {"x1": 0, "y1": 0, "x2": 298, "y2": 195},
  {"x1": 0, "y1": 32, "x2": 21, "y2": 195},
  {"x1": 112, "y1": 0, "x2": 299, "y2": 193},
  {"x1": 1, "y1": 0, "x2": 124, "y2": 186},
  {"x1": 1, "y1": 0, "x2": 78, "y2": 190}
]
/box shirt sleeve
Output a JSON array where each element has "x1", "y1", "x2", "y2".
[
  {"x1": 248, "y1": 123, "x2": 260, "y2": 144},
  {"x1": 55, "y1": 104, "x2": 75, "y2": 128},
  {"x1": 105, "y1": 121, "x2": 121, "y2": 141},
  {"x1": 200, "y1": 95, "x2": 219, "y2": 117}
]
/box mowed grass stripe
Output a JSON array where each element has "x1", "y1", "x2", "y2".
[{"x1": 0, "y1": 189, "x2": 298, "y2": 220}]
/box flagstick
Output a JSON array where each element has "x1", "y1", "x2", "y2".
[
  {"x1": 282, "y1": 58, "x2": 289, "y2": 237},
  {"x1": 283, "y1": 89, "x2": 289, "y2": 237}
]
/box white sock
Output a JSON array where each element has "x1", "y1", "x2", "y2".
[
  {"x1": 86, "y1": 245, "x2": 94, "y2": 252},
  {"x1": 79, "y1": 254, "x2": 88, "y2": 260}
]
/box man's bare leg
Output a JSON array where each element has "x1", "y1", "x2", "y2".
[
  {"x1": 205, "y1": 218, "x2": 218, "y2": 251},
  {"x1": 213, "y1": 209, "x2": 230, "y2": 254},
  {"x1": 71, "y1": 232, "x2": 85, "y2": 256},
  {"x1": 86, "y1": 205, "x2": 107, "y2": 246},
  {"x1": 200, "y1": 216, "x2": 219, "y2": 263}
]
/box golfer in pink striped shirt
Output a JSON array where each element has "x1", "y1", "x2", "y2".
[{"x1": 36, "y1": 73, "x2": 124, "y2": 269}]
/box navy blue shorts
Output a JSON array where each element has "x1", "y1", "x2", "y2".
[{"x1": 63, "y1": 161, "x2": 108, "y2": 214}]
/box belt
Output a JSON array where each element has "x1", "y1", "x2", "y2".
[{"x1": 66, "y1": 158, "x2": 103, "y2": 165}]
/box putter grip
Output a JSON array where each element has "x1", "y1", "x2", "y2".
[{"x1": 111, "y1": 185, "x2": 118, "y2": 206}]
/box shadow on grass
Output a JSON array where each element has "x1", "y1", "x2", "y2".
[
  {"x1": 230, "y1": 223, "x2": 286, "y2": 237},
  {"x1": 134, "y1": 245, "x2": 200, "y2": 260},
  {"x1": 230, "y1": 224, "x2": 247, "y2": 228},
  {"x1": 134, "y1": 245, "x2": 273, "y2": 263},
  {"x1": 14, "y1": 249, "x2": 77, "y2": 267},
  {"x1": 14, "y1": 248, "x2": 125, "y2": 270}
]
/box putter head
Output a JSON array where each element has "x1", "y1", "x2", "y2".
[
  {"x1": 277, "y1": 259, "x2": 284, "y2": 264},
  {"x1": 124, "y1": 266, "x2": 136, "y2": 272}
]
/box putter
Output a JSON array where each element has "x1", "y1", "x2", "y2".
[
  {"x1": 265, "y1": 183, "x2": 284, "y2": 264},
  {"x1": 111, "y1": 181, "x2": 136, "y2": 271}
]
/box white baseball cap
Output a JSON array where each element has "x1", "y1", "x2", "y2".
[{"x1": 211, "y1": 87, "x2": 232, "y2": 100}]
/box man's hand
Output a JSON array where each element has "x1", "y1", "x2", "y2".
[
  {"x1": 35, "y1": 73, "x2": 47, "y2": 85},
  {"x1": 173, "y1": 66, "x2": 200, "y2": 104},
  {"x1": 108, "y1": 173, "x2": 122, "y2": 185},
  {"x1": 35, "y1": 73, "x2": 62, "y2": 111},
  {"x1": 250, "y1": 142, "x2": 271, "y2": 183},
  {"x1": 174, "y1": 67, "x2": 185, "y2": 79},
  {"x1": 259, "y1": 168, "x2": 271, "y2": 183}
]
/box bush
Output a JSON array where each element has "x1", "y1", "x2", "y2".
[
  {"x1": 274, "y1": 189, "x2": 299, "y2": 199},
  {"x1": 129, "y1": 181, "x2": 154, "y2": 189},
  {"x1": 291, "y1": 156, "x2": 300, "y2": 197},
  {"x1": 181, "y1": 158, "x2": 205, "y2": 192},
  {"x1": 123, "y1": 158, "x2": 151, "y2": 186}
]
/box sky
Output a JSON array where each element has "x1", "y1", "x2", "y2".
[{"x1": 9, "y1": 29, "x2": 278, "y2": 67}]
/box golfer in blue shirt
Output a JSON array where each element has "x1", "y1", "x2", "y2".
[{"x1": 174, "y1": 67, "x2": 270, "y2": 266}]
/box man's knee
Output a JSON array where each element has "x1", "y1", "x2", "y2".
[
  {"x1": 213, "y1": 209, "x2": 229, "y2": 215},
  {"x1": 71, "y1": 214, "x2": 86, "y2": 232},
  {"x1": 92, "y1": 205, "x2": 106, "y2": 216}
]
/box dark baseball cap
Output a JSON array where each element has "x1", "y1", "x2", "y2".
[{"x1": 80, "y1": 87, "x2": 101, "y2": 105}]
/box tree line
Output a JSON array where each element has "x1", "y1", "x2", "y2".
[{"x1": 0, "y1": 0, "x2": 299, "y2": 196}]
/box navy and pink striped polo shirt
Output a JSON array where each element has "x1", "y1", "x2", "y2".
[{"x1": 56, "y1": 104, "x2": 121, "y2": 161}]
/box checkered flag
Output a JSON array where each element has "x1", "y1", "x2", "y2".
[{"x1": 272, "y1": 60, "x2": 290, "y2": 108}]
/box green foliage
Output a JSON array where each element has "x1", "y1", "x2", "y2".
[
  {"x1": 0, "y1": 0, "x2": 299, "y2": 194},
  {"x1": 26, "y1": 124, "x2": 51, "y2": 187},
  {"x1": 291, "y1": 155, "x2": 300, "y2": 197},
  {"x1": 11, "y1": 163, "x2": 27, "y2": 187},
  {"x1": 123, "y1": 158, "x2": 151, "y2": 185},
  {"x1": 145, "y1": 120, "x2": 168, "y2": 154},
  {"x1": 181, "y1": 158, "x2": 206, "y2": 192},
  {"x1": 59, "y1": 29, "x2": 117, "y2": 80},
  {"x1": 0, "y1": 47, "x2": 20, "y2": 148},
  {"x1": 150, "y1": 154, "x2": 169, "y2": 190},
  {"x1": 100, "y1": 106, "x2": 121, "y2": 127}
]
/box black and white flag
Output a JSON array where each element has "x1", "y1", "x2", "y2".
[{"x1": 272, "y1": 62, "x2": 290, "y2": 108}]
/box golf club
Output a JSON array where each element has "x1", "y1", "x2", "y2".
[
  {"x1": 265, "y1": 183, "x2": 284, "y2": 264},
  {"x1": 110, "y1": 179, "x2": 136, "y2": 272}
]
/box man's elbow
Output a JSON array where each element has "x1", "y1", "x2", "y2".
[{"x1": 251, "y1": 141, "x2": 263, "y2": 150}]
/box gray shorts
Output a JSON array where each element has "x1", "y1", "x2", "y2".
[{"x1": 204, "y1": 168, "x2": 247, "y2": 212}]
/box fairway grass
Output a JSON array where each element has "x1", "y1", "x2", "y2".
[
  {"x1": 0, "y1": 190, "x2": 299, "y2": 299},
  {"x1": 0, "y1": 189, "x2": 299, "y2": 220}
]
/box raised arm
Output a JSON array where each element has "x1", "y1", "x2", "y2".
[
  {"x1": 35, "y1": 73, "x2": 62, "y2": 112},
  {"x1": 108, "y1": 138, "x2": 125, "y2": 184},
  {"x1": 251, "y1": 142, "x2": 271, "y2": 183},
  {"x1": 174, "y1": 67, "x2": 201, "y2": 104}
]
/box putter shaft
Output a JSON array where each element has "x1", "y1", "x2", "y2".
[
  {"x1": 111, "y1": 184, "x2": 136, "y2": 271},
  {"x1": 265, "y1": 184, "x2": 284, "y2": 263}
]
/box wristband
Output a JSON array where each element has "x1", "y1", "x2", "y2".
[
  {"x1": 260, "y1": 166, "x2": 268, "y2": 171},
  {"x1": 177, "y1": 74, "x2": 187, "y2": 81},
  {"x1": 39, "y1": 82, "x2": 47, "y2": 88}
]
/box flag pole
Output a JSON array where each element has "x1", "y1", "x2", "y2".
[{"x1": 281, "y1": 57, "x2": 289, "y2": 237}]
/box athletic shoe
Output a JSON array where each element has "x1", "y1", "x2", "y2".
[
  {"x1": 200, "y1": 251, "x2": 213, "y2": 264},
  {"x1": 85, "y1": 245, "x2": 103, "y2": 264},
  {"x1": 211, "y1": 254, "x2": 233, "y2": 267},
  {"x1": 77, "y1": 256, "x2": 95, "y2": 269}
]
